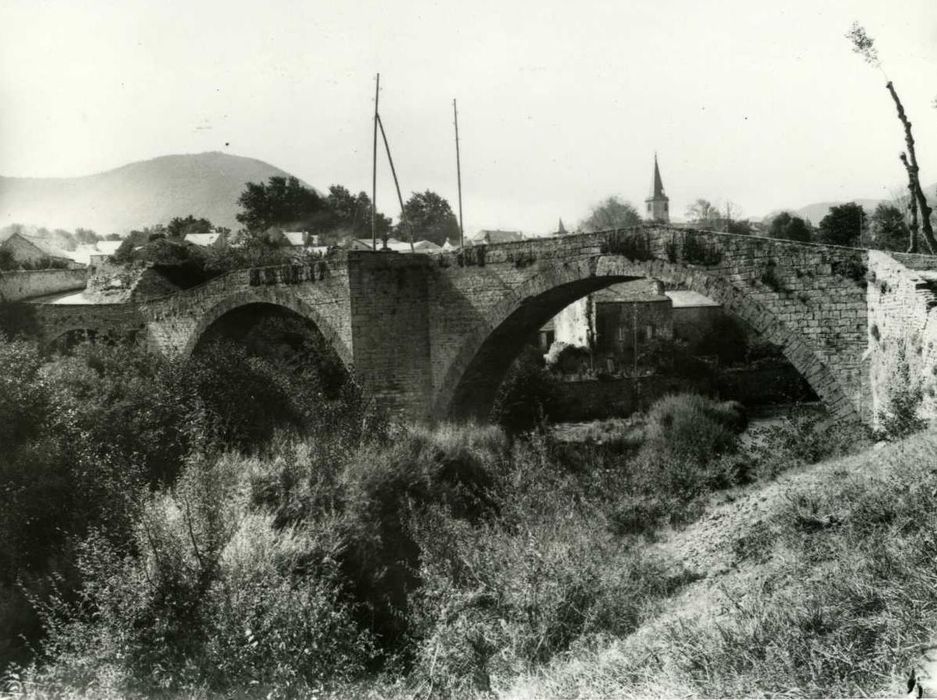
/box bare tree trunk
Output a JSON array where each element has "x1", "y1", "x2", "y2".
[
  {"x1": 906, "y1": 174, "x2": 920, "y2": 254},
  {"x1": 887, "y1": 81, "x2": 936, "y2": 253}
]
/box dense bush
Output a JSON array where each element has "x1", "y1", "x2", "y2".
[
  {"x1": 28, "y1": 455, "x2": 375, "y2": 696},
  {"x1": 491, "y1": 346, "x2": 560, "y2": 433},
  {"x1": 0, "y1": 327, "x2": 365, "y2": 679}
]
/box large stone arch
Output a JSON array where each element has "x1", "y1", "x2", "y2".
[
  {"x1": 433, "y1": 255, "x2": 859, "y2": 422},
  {"x1": 178, "y1": 289, "x2": 353, "y2": 368}
]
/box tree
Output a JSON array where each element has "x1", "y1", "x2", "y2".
[
  {"x1": 74, "y1": 228, "x2": 99, "y2": 245},
  {"x1": 868, "y1": 202, "x2": 909, "y2": 252},
  {"x1": 818, "y1": 202, "x2": 865, "y2": 247},
  {"x1": 323, "y1": 185, "x2": 391, "y2": 241},
  {"x1": 167, "y1": 215, "x2": 213, "y2": 239},
  {"x1": 580, "y1": 196, "x2": 642, "y2": 232},
  {"x1": 685, "y1": 199, "x2": 721, "y2": 228},
  {"x1": 847, "y1": 23, "x2": 935, "y2": 253},
  {"x1": 768, "y1": 212, "x2": 813, "y2": 242},
  {"x1": 398, "y1": 190, "x2": 460, "y2": 245},
  {"x1": 236, "y1": 176, "x2": 328, "y2": 235}
]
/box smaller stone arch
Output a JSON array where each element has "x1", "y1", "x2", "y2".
[
  {"x1": 178, "y1": 289, "x2": 353, "y2": 369},
  {"x1": 433, "y1": 255, "x2": 859, "y2": 422}
]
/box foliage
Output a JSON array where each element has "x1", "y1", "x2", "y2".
[
  {"x1": 818, "y1": 202, "x2": 866, "y2": 247},
  {"x1": 546, "y1": 341, "x2": 591, "y2": 374},
  {"x1": 166, "y1": 215, "x2": 213, "y2": 239},
  {"x1": 398, "y1": 190, "x2": 460, "y2": 246},
  {"x1": 726, "y1": 218, "x2": 754, "y2": 235},
  {"x1": 685, "y1": 198, "x2": 721, "y2": 228},
  {"x1": 682, "y1": 233, "x2": 723, "y2": 265},
  {"x1": 846, "y1": 20, "x2": 880, "y2": 66},
  {"x1": 73, "y1": 228, "x2": 99, "y2": 245},
  {"x1": 28, "y1": 456, "x2": 375, "y2": 696},
  {"x1": 599, "y1": 229, "x2": 652, "y2": 259},
  {"x1": 876, "y1": 345, "x2": 927, "y2": 440},
  {"x1": 324, "y1": 185, "x2": 391, "y2": 242},
  {"x1": 236, "y1": 175, "x2": 329, "y2": 234},
  {"x1": 491, "y1": 346, "x2": 560, "y2": 433},
  {"x1": 695, "y1": 314, "x2": 749, "y2": 365},
  {"x1": 581, "y1": 196, "x2": 642, "y2": 232},
  {"x1": 868, "y1": 202, "x2": 909, "y2": 252},
  {"x1": 0, "y1": 302, "x2": 40, "y2": 338},
  {"x1": 768, "y1": 211, "x2": 813, "y2": 242}
]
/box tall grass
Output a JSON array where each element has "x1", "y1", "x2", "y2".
[{"x1": 507, "y1": 431, "x2": 937, "y2": 698}]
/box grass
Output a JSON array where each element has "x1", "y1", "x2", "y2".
[{"x1": 504, "y1": 430, "x2": 937, "y2": 698}]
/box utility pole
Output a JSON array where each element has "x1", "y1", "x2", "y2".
[
  {"x1": 371, "y1": 73, "x2": 380, "y2": 251},
  {"x1": 453, "y1": 98, "x2": 464, "y2": 250},
  {"x1": 377, "y1": 114, "x2": 414, "y2": 252}
]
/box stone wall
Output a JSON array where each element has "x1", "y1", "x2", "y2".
[
  {"x1": 866, "y1": 250, "x2": 937, "y2": 425},
  {"x1": 346, "y1": 253, "x2": 434, "y2": 418},
  {"x1": 552, "y1": 364, "x2": 815, "y2": 422},
  {"x1": 0, "y1": 269, "x2": 87, "y2": 302}
]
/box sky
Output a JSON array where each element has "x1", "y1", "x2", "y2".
[{"x1": 1, "y1": 0, "x2": 936, "y2": 234}]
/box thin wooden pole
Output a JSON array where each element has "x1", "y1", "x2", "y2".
[
  {"x1": 453, "y1": 98, "x2": 464, "y2": 250},
  {"x1": 377, "y1": 114, "x2": 414, "y2": 252},
  {"x1": 371, "y1": 73, "x2": 380, "y2": 250}
]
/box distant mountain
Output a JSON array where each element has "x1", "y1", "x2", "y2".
[
  {"x1": 0, "y1": 152, "x2": 303, "y2": 235},
  {"x1": 768, "y1": 183, "x2": 937, "y2": 226}
]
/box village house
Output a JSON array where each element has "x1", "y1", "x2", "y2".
[
  {"x1": 0, "y1": 232, "x2": 86, "y2": 269},
  {"x1": 471, "y1": 229, "x2": 524, "y2": 245}
]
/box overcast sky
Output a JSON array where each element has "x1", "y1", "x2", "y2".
[{"x1": 1, "y1": 0, "x2": 935, "y2": 233}]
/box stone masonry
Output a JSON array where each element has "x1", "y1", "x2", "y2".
[{"x1": 25, "y1": 225, "x2": 888, "y2": 424}]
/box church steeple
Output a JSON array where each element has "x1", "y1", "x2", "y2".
[{"x1": 645, "y1": 153, "x2": 670, "y2": 223}]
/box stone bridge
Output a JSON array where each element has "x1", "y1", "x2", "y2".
[{"x1": 26, "y1": 225, "x2": 903, "y2": 424}]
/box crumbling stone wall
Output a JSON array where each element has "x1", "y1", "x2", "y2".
[
  {"x1": 0, "y1": 269, "x2": 87, "y2": 301},
  {"x1": 866, "y1": 250, "x2": 937, "y2": 426}
]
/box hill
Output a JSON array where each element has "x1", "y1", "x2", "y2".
[
  {"x1": 767, "y1": 183, "x2": 937, "y2": 225},
  {"x1": 0, "y1": 152, "x2": 303, "y2": 235}
]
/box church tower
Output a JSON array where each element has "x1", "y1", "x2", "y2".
[{"x1": 645, "y1": 154, "x2": 670, "y2": 223}]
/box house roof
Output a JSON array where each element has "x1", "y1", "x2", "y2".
[
  {"x1": 282, "y1": 231, "x2": 306, "y2": 247},
  {"x1": 184, "y1": 232, "x2": 223, "y2": 247},
  {"x1": 472, "y1": 229, "x2": 523, "y2": 244},
  {"x1": 594, "y1": 280, "x2": 669, "y2": 303},
  {"x1": 665, "y1": 290, "x2": 721, "y2": 308},
  {"x1": 5, "y1": 233, "x2": 73, "y2": 260},
  {"x1": 94, "y1": 241, "x2": 122, "y2": 256}
]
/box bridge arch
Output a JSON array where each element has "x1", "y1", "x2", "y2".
[
  {"x1": 178, "y1": 289, "x2": 352, "y2": 368},
  {"x1": 433, "y1": 255, "x2": 858, "y2": 421}
]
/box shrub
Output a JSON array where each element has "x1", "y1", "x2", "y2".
[
  {"x1": 877, "y1": 345, "x2": 927, "y2": 440},
  {"x1": 491, "y1": 346, "x2": 560, "y2": 433},
  {"x1": 28, "y1": 455, "x2": 375, "y2": 696},
  {"x1": 334, "y1": 424, "x2": 507, "y2": 652},
  {"x1": 617, "y1": 394, "x2": 749, "y2": 526}
]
